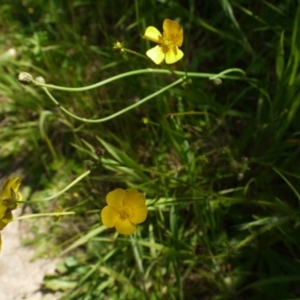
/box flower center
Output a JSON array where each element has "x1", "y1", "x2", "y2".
[
  {"x1": 119, "y1": 206, "x2": 131, "y2": 221},
  {"x1": 159, "y1": 36, "x2": 176, "y2": 54}
]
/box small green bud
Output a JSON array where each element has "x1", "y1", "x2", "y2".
[
  {"x1": 35, "y1": 76, "x2": 45, "y2": 84},
  {"x1": 95, "y1": 148, "x2": 105, "y2": 157},
  {"x1": 4, "y1": 48, "x2": 17, "y2": 59},
  {"x1": 18, "y1": 72, "x2": 33, "y2": 85},
  {"x1": 213, "y1": 78, "x2": 222, "y2": 86},
  {"x1": 142, "y1": 117, "x2": 149, "y2": 124},
  {"x1": 113, "y1": 41, "x2": 125, "y2": 53},
  {"x1": 181, "y1": 78, "x2": 192, "y2": 89}
]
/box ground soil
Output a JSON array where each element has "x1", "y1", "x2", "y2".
[{"x1": 0, "y1": 209, "x2": 60, "y2": 300}]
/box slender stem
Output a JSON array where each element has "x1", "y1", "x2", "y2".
[
  {"x1": 85, "y1": 209, "x2": 100, "y2": 214},
  {"x1": 43, "y1": 78, "x2": 184, "y2": 123},
  {"x1": 32, "y1": 68, "x2": 251, "y2": 92},
  {"x1": 209, "y1": 68, "x2": 246, "y2": 80},
  {"x1": 130, "y1": 235, "x2": 148, "y2": 300},
  {"x1": 122, "y1": 48, "x2": 150, "y2": 61},
  {"x1": 14, "y1": 211, "x2": 75, "y2": 220},
  {"x1": 41, "y1": 170, "x2": 91, "y2": 201},
  {"x1": 166, "y1": 111, "x2": 208, "y2": 117}
]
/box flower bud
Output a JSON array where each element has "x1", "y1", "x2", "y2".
[
  {"x1": 213, "y1": 78, "x2": 222, "y2": 86},
  {"x1": 35, "y1": 76, "x2": 46, "y2": 84},
  {"x1": 5, "y1": 48, "x2": 17, "y2": 59},
  {"x1": 113, "y1": 41, "x2": 124, "y2": 51},
  {"x1": 18, "y1": 72, "x2": 33, "y2": 85},
  {"x1": 95, "y1": 147, "x2": 105, "y2": 157}
]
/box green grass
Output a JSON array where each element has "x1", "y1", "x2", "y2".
[{"x1": 1, "y1": 0, "x2": 300, "y2": 299}]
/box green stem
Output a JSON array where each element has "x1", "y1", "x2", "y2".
[
  {"x1": 14, "y1": 211, "x2": 75, "y2": 220},
  {"x1": 130, "y1": 234, "x2": 148, "y2": 300},
  {"x1": 37, "y1": 170, "x2": 91, "y2": 201},
  {"x1": 43, "y1": 78, "x2": 184, "y2": 123},
  {"x1": 85, "y1": 209, "x2": 100, "y2": 214},
  {"x1": 122, "y1": 48, "x2": 150, "y2": 61},
  {"x1": 32, "y1": 68, "x2": 251, "y2": 92},
  {"x1": 208, "y1": 68, "x2": 246, "y2": 80}
]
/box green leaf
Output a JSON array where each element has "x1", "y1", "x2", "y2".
[
  {"x1": 43, "y1": 276, "x2": 77, "y2": 291},
  {"x1": 276, "y1": 31, "x2": 285, "y2": 80}
]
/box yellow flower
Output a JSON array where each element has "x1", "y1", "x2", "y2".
[
  {"x1": 0, "y1": 177, "x2": 22, "y2": 219},
  {"x1": 0, "y1": 177, "x2": 22, "y2": 252},
  {"x1": 101, "y1": 188, "x2": 148, "y2": 235},
  {"x1": 0, "y1": 210, "x2": 13, "y2": 230},
  {"x1": 143, "y1": 19, "x2": 184, "y2": 65},
  {"x1": 0, "y1": 177, "x2": 22, "y2": 230}
]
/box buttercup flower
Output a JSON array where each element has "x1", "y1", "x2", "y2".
[
  {"x1": 0, "y1": 210, "x2": 13, "y2": 230},
  {"x1": 0, "y1": 177, "x2": 22, "y2": 230},
  {"x1": 143, "y1": 19, "x2": 184, "y2": 65},
  {"x1": 0, "y1": 177, "x2": 22, "y2": 252},
  {"x1": 101, "y1": 188, "x2": 148, "y2": 235}
]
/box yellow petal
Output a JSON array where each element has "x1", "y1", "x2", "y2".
[
  {"x1": 106, "y1": 188, "x2": 126, "y2": 208},
  {"x1": 0, "y1": 210, "x2": 13, "y2": 230},
  {"x1": 2, "y1": 210, "x2": 13, "y2": 222},
  {"x1": 101, "y1": 206, "x2": 119, "y2": 227},
  {"x1": 0, "y1": 177, "x2": 22, "y2": 201},
  {"x1": 2, "y1": 189, "x2": 19, "y2": 210},
  {"x1": 146, "y1": 46, "x2": 165, "y2": 65},
  {"x1": 17, "y1": 192, "x2": 22, "y2": 201},
  {"x1": 0, "y1": 177, "x2": 22, "y2": 211},
  {"x1": 165, "y1": 48, "x2": 184, "y2": 64},
  {"x1": 163, "y1": 19, "x2": 183, "y2": 46},
  {"x1": 0, "y1": 219, "x2": 7, "y2": 230},
  {"x1": 174, "y1": 28, "x2": 183, "y2": 47},
  {"x1": 115, "y1": 218, "x2": 136, "y2": 235},
  {"x1": 143, "y1": 26, "x2": 162, "y2": 43},
  {"x1": 0, "y1": 203, "x2": 6, "y2": 219},
  {"x1": 130, "y1": 205, "x2": 148, "y2": 224},
  {"x1": 124, "y1": 189, "x2": 146, "y2": 208}
]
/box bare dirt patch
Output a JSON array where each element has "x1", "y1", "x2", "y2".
[{"x1": 0, "y1": 209, "x2": 61, "y2": 300}]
